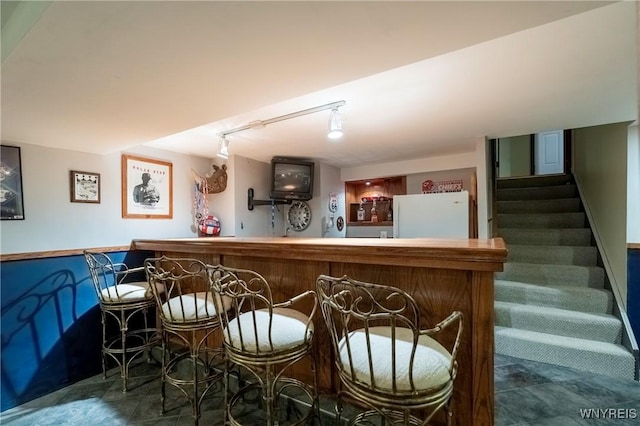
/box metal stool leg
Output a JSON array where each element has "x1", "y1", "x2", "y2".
[
  {"x1": 160, "y1": 335, "x2": 168, "y2": 415},
  {"x1": 101, "y1": 310, "x2": 108, "y2": 381},
  {"x1": 119, "y1": 308, "x2": 128, "y2": 392}
]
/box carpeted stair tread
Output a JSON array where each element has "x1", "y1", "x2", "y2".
[
  {"x1": 497, "y1": 198, "x2": 581, "y2": 214},
  {"x1": 496, "y1": 228, "x2": 592, "y2": 246},
  {"x1": 494, "y1": 173, "x2": 636, "y2": 381},
  {"x1": 497, "y1": 212, "x2": 585, "y2": 228},
  {"x1": 497, "y1": 262, "x2": 605, "y2": 288},
  {"x1": 495, "y1": 326, "x2": 636, "y2": 380},
  {"x1": 495, "y1": 301, "x2": 622, "y2": 343},
  {"x1": 497, "y1": 175, "x2": 573, "y2": 189},
  {"x1": 506, "y1": 244, "x2": 597, "y2": 266},
  {"x1": 495, "y1": 280, "x2": 612, "y2": 314},
  {"x1": 497, "y1": 184, "x2": 577, "y2": 201}
]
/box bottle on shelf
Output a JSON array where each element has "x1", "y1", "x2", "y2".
[
  {"x1": 387, "y1": 205, "x2": 393, "y2": 221},
  {"x1": 370, "y1": 200, "x2": 378, "y2": 223},
  {"x1": 357, "y1": 202, "x2": 365, "y2": 221}
]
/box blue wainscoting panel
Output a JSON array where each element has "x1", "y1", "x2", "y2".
[{"x1": 0, "y1": 250, "x2": 152, "y2": 411}]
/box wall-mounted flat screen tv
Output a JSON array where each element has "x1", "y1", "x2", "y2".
[{"x1": 270, "y1": 157, "x2": 314, "y2": 200}]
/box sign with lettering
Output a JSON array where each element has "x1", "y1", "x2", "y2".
[{"x1": 422, "y1": 179, "x2": 464, "y2": 194}]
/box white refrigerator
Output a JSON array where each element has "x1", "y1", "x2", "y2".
[{"x1": 393, "y1": 191, "x2": 469, "y2": 238}]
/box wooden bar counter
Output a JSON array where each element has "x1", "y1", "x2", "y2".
[{"x1": 132, "y1": 236, "x2": 507, "y2": 426}]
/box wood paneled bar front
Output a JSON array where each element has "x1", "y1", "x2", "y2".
[{"x1": 131, "y1": 237, "x2": 507, "y2": 426}]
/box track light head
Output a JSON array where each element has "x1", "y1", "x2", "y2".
[
  {"x1": 217, "y1": 136, "x2": 229, "y2": 159},
  {"x1": 327, "y1": 107, "x2": 343, "y2": 140}
]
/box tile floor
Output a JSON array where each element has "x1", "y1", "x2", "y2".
[
  {"x1": 2, "y1": 354, "x2": 639, "y2": 425},
  {"x1": 493, "y1": 355, "x2": 640, "y2": 425}
]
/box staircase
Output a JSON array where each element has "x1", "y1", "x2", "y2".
[{"x1": 494, "y1": 174, "x2": 636, "y2": 380}]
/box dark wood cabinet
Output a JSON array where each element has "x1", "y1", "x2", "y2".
[
  {"x1": 345, "y1": 176, "x2": 406, "y2": 226},
  {"x1": 348, "y1": 200, "x2": 392, "y2": 224}
]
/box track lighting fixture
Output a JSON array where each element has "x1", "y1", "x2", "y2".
[{"x1": 216, "y1": 100, "x2": 346, "y2": 156}]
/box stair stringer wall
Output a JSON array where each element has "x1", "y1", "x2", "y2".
[{"x1": 574, "y1": 173, "x2": 640, "y2": 380}]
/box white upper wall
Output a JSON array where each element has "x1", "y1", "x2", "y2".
[
  {"x1": 0, "y1": 142, "x2": 212, "y2": 255},
  {"x1": 308, "y1": 162, "x2": 346, "y2": 238},
  {"x1": 230, "y1": 156, "x2": 282, "y2": 237},
  {"x1": 340, "y1": 151, "x2": 476, "y2": 182}
]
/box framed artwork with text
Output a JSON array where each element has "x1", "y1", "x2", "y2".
[{"x1": 121, "y1": 154, "x2": 173, "y2": 219}]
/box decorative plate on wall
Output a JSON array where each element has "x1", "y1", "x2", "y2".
[{"x1": 287, "y1": 200, "x2": 311, "y2": 231}]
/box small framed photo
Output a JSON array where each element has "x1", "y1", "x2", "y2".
[
  {"x1": 70, "y1": 170, "x2": 101, "y2": 203},
  {"x1": 121, "y1": 154, "x2": 173, "y2": 219}
]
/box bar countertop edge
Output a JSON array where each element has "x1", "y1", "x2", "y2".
[{"x1": 131, "y1": 237, "x2": 508, "y2": 272}]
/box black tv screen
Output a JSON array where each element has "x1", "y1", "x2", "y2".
[{"x1": 270, "y1": 157, "x2": 314, "y2": 200}]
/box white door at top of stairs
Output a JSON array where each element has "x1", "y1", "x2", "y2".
[{"x1": 535, "y1": 130, "x2": 564, "y2": 175}]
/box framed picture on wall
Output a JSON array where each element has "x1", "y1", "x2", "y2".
[
  {"x1": 70, "y1": 170, "x2": 101, "y2": 203},
  {"x1": 121, "y1": 154, "x2": 173, "y2": 219},
  {"x1": 1, "y1": 145, "x2": 25, "y2": 220}
]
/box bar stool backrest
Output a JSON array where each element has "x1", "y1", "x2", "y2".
[
  {"x1": 317, "y1": 274, "x2": 426, "y2": 393},
  {"x1": 144, "y1": 256, "x2": 217, "y2": 327},
  {"x1": 317, "y1": 274, "x2": 462, "y2": 400},
  {"x1": 84, "y1": 250, "x2": 147, "y2": 304},
  {"x1": 210, "y1": 265, "x2": 315, "y2": 356},
  {"x1": 210, "y1": 265, "x2": 278, "y2": 354}
]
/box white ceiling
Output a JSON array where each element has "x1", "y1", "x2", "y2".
[{"x1": 1, "y1": 1, "x2": 637, "y2": 168}]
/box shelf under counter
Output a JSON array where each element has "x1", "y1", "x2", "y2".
[{"x1": 346, "y1": 223, "x2": 392, "y2": 238}]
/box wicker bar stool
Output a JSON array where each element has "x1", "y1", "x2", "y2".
[
  {"x1": 316, "y1": 274, "x2": 463, "y2": 426},
  {"x1": 83, "y1": 250, "x2": 159, "y2": 393},
  {"x1": 144, "y1": 256, "x2": 228, "y2": 425},
  {"x1": 209, "y1": 264, "x2": 318, "y2": 426}
]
